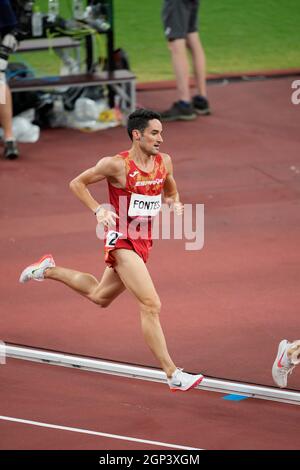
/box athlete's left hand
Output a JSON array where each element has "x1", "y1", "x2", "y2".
[
  {"x1": 173, "y1": 201, "x2": 184, "y2": 215},
  {"x1": 165, "y1": 197, "x2": 184, "y2": 215}
]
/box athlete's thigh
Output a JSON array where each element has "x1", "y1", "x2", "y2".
[
  {"x1": 93, "y1": 266, "x2": 126, "y2": 302},
  {"x1": 113, "y1": 249, "x2": 160, "y2": 305}
]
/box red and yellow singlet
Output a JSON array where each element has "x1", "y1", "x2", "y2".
[{"x1": 104, "y1": 150, "x2": 167, "y2": 266}]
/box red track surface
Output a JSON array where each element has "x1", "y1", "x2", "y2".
[
  {"x1": 0, "y1": 77, "x2": 300, "y2": 449},
  {"x1": 1, "y1": 359, "x2": 299, "y2": 450}
]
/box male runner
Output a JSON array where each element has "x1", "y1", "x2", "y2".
[{"x1": 19, "y1": 108, "x2": 204, "y2": 392}]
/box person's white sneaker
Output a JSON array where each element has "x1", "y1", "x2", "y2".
[
  {"x1": 167, "y1": 368, "x2": 204, "y2": 392},
  {"x1": 19, "y1": 254, "x2": 55, "y2": 283},
  {"x1": 272, "y1": 339, "x2": 295, "y2": 388}
]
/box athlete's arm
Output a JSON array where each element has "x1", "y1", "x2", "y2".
[
  {"x1": 69, "y1": 156, "x2": 122, "y2": 226},
  {"x1": 162, "y1": 154, "x2": 184, "y2": 215}
]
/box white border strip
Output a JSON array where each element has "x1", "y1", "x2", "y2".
[
  {"x1": 0, "y1": 415, "x2": 200, "y2": 450},
  {"x1": 5, "y1": 345, "x2": 300, "y2": 405}
]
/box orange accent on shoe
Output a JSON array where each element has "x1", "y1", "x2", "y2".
[{"x1": 277, "y1": 351, "x2": 286, "y2": 368}]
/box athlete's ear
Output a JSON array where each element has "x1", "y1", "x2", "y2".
[{"x1": 132, "y1": 129, "x2": 141, "y2": 141}]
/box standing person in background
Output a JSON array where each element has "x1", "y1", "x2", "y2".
[
  {"x1": 0, "y1": 82, "x2": 19, "y2": 159},
  {"x1": 0, "y1": 0, "x2": 19, "y2": 159},
  {"x1": 160, "y1": 0, "x2": 210, "y2": 121}
]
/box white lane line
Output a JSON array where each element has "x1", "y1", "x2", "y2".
[{"x1": 0, "y1": 415, "x2": 202, "y2": 450}]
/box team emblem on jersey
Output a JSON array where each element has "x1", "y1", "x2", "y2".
[{"x1": 129, "y1": 170, "x2": 139, "y2": 178}]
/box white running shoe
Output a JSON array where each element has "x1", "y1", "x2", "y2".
[
  {"x1": 167, "y1": 368, "x2": 204, "y2": 392},
  {"x1": 272, "y1": 339, "x2": 295, "y2": 388},
  {"x1": 19, "y1": 254, "x2": 55, "y2": 283}
]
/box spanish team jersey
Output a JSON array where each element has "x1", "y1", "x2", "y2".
[{"x1": 104, "y1": 150, "x2": 167, "y2": 266}]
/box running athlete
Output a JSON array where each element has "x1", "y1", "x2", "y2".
[{"x1": 19, "y1": 108, "x2": 204, "y2": 392}]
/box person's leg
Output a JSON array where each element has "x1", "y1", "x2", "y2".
[
  {"x1": 0, "y1": 83, "x2": 14, "y2": 140},
  {"x1": 45, "y1": 264, "x2": 126, "y2": 307},
  {"x1": 186, "y1": 32, "x2": 207, "y2": 98},
  {"x1": 0, "y1": 83, "x2": 18, "y2": 158},
  {"x1": 20, "y1": 251, "x2": 203, "y2": 390},
  {"x1": 160, "y1": 0, "x2": 196, "y2": 121},
  {"x1": 161, "y1": 40, "x2": 196, "y2": 121},
  {"x1": 162, "y1": 0, "x2": 190, "y2": 101},
  {"x1": 168, "y1": 39, "x2": 191, "y2": 102},
  {"x1": 113, "y1": 249, "x2": 176, "y2": 378}
]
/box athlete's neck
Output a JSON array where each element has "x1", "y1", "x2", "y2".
[{"x1": 129, "y1": 147, "x2": 156, "y2": 171}]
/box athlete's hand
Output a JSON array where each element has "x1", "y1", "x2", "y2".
[
  {"x1": 173, "y1": 201, "x2": 184, "y2": 215},
  {"x1": 164, "y1": 197, "x2": 184, "y2": 215},
  {"x1": 95, "y1": 207, "x2": 119, "y2": 228}
]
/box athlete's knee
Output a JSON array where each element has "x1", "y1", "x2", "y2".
[
  {"x1": 140, "y1": 297, "x2": 161, "y2": 316},
  {"x1": 89, "y1": 294, "x2": 111, "y2": 308}
]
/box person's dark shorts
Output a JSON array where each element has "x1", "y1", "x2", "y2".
[
  {"x1": 0, "y1": 0, "x2": 18, "y2": 34},
  {"x1": 162, "y1": 0, "x2": 200, "y2": 41}
]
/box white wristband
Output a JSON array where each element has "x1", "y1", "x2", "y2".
[{"x1": 94, "y1": 205, "x2": 102, "y2": 216}]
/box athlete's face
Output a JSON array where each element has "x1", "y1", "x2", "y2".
[{"x1": 137, "y1": 119, "x2": 163, "y2": 155}]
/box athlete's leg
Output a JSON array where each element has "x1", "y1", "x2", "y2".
[
  {"x1": 45, "y1": 265, "x2": 125, "y2": 307},
  {"x1": 113, "y1": 249, "x2": 177, "y2": 378},
  {"x1": 0, "y1": 84, "x2": 14, "y2": 140},
  {"x1": 89, "y1": 267, "x2": 126, "y2": 307}
]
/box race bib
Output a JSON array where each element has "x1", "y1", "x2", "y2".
[
  {"x1": 105, "y1": 230, "x2": 123, "y2": 248},
  {"x1": 128, "y1": 193, "x2": 162, "y2": 217}
]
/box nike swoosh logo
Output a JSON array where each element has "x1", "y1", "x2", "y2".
[
  {"x1": 172, "y1": 381, "x2": 182, "y2": 387},
  {"x1": 129, "y1": 171, "x2": 139, "y2": 178}
]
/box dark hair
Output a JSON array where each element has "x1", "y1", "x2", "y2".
[{"x1": 127, "y1": 108, "x2": 161, "y2": 140}]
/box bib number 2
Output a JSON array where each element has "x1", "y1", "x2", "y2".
[{"x1": 105, "y1": 230, "x2": 123, "y2": 248}]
